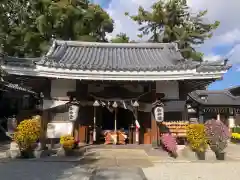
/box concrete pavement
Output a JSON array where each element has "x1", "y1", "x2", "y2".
[
  {"x1": 1, "y1": 144, "x2": 240, "y2": 180},
  {"x1": 143, "y1": 161, "x2": 240, "y2": 180},
  {"x1": 0, "y1": 161, "x2": 147, "y2": 180}
]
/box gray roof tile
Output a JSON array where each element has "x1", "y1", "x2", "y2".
[
  {"x1": 188, "y1": 87, "x2": 240, "y2": 106},
  {"x1": 1, "y1": 56, "x2": 40, "y2": 68},
  {"x1": 36, "y1": 40, "x2": 188, "y2": 71},
  {"x1": 1, "y1": 40, "x2": 231, "y2": 72}
]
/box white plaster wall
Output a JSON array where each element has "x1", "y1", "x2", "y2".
[
  {"x1": 50, "y1": 79, "x2": 76, "y2": 99},
  {"x1": 156, "y1": 81, "x2": 179, "y2": 99}
]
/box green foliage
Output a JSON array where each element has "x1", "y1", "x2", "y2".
[
  {"x1": 0, "y1": 0, "x2": 113, "y2": 57},
  {"x1": 125, "y1": 0, "x2": 220, "y2": 61},
  {"x1": 232, "y1": 127, "x2": 240, "y2": 133},
  {"x1": 111, "y1": 33, "x2": 130, "y2": 43}
]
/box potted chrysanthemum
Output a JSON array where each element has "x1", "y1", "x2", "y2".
[
  {"x1": 161, "y1": 133, "x2": 178, "y2": 158},
  {"x1": 60, "y1": 135, "x2": 75, "y2": 156},
  {"x1": 205, "y1": 119, "x2": 230, "y2": 160},
  {"x1": 186, "y1": 124, "x2": 208, "y2": 160},
  {"x1": 13, "y1": 119, "x2": 40, "y2": 158}
]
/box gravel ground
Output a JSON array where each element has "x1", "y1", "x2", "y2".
[{"x1": 143, "y1": 161, "x2": 240, "y2": 180}]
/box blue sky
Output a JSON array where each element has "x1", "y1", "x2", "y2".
[
  {"x1": 90, "y1": 0, "x2": 111, "y2": 8},
  {"x1": 208, "y1": 44, "x2": 240, "y2": 90},
  {"x1": 208, "y1": 65, "x2": 239, "y2": 90},
  {"x1": 92, "y1": 0, "x2": 240, "y2": 91}
]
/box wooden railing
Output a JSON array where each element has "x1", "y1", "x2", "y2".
[{"x1": 162, "y1": 121, "x2": 189, "y2": 137}]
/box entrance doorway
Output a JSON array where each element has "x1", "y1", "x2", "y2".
[
  {"x1": 101, "y1": 107, "x2": 133, "y2": 131},
  {"x1": 99, "y1": 107, "x2": 134, "y2": 144},
  {"x1": 101, "y1": 107, "x2": 114, "y2": 130}
]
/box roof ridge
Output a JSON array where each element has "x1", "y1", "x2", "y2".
[
  {"x1": 4, "y1": 56, "x2": 41, "y2": 60},
  {"x1": 195, "y1": 89, "x2": 237, "y2": 99},
  {"x1": 227, "y1": 85, "x2": 240, "y2": 91},
  {"x1": 55, "y1": 40, "x2": 178, "y2": 49}
]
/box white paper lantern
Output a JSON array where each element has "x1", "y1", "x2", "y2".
[
  {"x1": 154, "y1": 106, "x2": 164, "y2": 122},
  {"x1": 69, "y1": 105, "x2": 79, "y2": 121}
]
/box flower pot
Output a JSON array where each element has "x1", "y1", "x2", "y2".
[
  {"x1": 20, "y1": 149, "x2": 34, "y2": 158},
  {"x1": 215, "y1": 152, "x2": 225, "y2": 160},
  {"x1": 64, "y1": 148, "x2": 74, "y2": 156},
  {"x1": 231, "y1": 138, "x2": 240, "y2": 144},
  {"x1": 169, "y1": 151, "x2": 178, "y2": 159},
  {"x1": 152, "y1": 140, "x2": 159, "y2": 149},
  {"x1": 195, "y1": 151, "x2": 205, "y2": 160}
]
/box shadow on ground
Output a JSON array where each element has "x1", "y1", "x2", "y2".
[{"x1": 0, "y1": 158, "x2": 147, "y2": 180}]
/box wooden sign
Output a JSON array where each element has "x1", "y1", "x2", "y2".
[{"x1": 46, "y1": 122, "x2": 73, "y2": 138}]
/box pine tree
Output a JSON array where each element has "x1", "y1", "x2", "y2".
[
  {"x1": 111, "y1": 33, "x2": 130, "y2": 43},
  {"x1": 125, "y1": 0, "x2": 219, "y2": 61},
  {"x1": 0, "y1": 0, "x2": 114, "y2": 57}
]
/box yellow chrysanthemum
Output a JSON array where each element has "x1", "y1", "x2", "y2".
[
  {"x1": 60, "y1": 135, "x2": 75, "y2": 149},
  {"x1": 186, "y1": 124, "x2": 208, "y2": 152},
  {"x1": 14, "y1": 118, "x2": 41, "y2": 151},
  {"x1": 231, "y1": 133, "x2": 240, "y2": 139}
]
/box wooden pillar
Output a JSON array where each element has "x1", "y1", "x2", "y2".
[
  {"x1": 199, "y1": 109, "x2": 204, "y2": 124},
  {"x1": 151, "y1": 83, "x2": 158, "y2": 143},
  {"x1": 228, "y1": 108, "x2": 235, "y2": 133},
  {"x1": 76, "y1": 80, "x2": 88, "y2": 144},
  {"x1": 73, "y1": 108, "x2": 80, "y2": 142},
  {"x1": 40, "y1": 109, "x2": 49, "y2": 149},
  {"x1": 179, "y1": 81, "x2": 189, "y2": 121}
]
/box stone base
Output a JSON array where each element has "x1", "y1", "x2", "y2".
[
  {"x1": 180, "y1": 146, "x2": 198, "y2": 160},
  {"x1": 33, "y1": 149, "x2": 55, "y2": 158},
  {"x1": 57, "y1": 147, "x2": 85, "y2": 157},
  {"x1": 7, "y1": 141, "x2": 21, "y2": 159},
  {"x1": 180, "y1": 146, "x2": 226, "y2": 161},
  {"x1": 6, "y1": 149, "x2": 21, "y2": 159}
]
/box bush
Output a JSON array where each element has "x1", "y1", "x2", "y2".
[
  {"x1": 186, "y1": 124, "x2": 208, "y2": 152},
  {"x1": 205, "y1": 119, "x2": 230, "y2": 153},
  {"x1": 232, "y1": 127, "x2": 240, "y2": 133},
  {"x1": 60, "y1": 135, "x2": 75, "y2": 149},
  {"x1": 161, "y1": 133, "x2": 178, "y2": 154},
  {"x1": 14, "y1": 119, "x2": 41, "y2": 151}
]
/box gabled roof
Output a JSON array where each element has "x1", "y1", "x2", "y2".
[
  {"x1": 34, "y1": 40, "x2": 229, "y2": 72},
  {"x1": 0, "y1": 40, "x2": 231, "y2": 81},
  {"x1": 228, "y1": 86, "x2": 240, "y2": 96},
  {"x1": 37, "y1": 40, "x2": 191, "y2": 71},
  {"x1": 188, "y1": 86, "x2": 240, "y2": 106},
  {"x1": 1, "y1": 40, "x2": 230, "y2": 72}
]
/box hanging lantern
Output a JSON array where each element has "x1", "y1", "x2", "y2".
[
  {"x1": 152, "y1": 99, "x2": 164, "y2": 123},
  {"x1": 154, "y1": 106, "x2": 164, "y2": 123},
  {"x1": 69, "y1": 104, "x2": 79, "y2": 121}
]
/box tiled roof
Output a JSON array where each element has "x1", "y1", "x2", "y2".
[
  {"x1": 1, "y1": 56, "x2": 40, "y2": 68},
  {"x1": 188, "y1": 87, "x2": 240, "y2": 106},
  {"x1": 36, "y1": 40, "x2": 191, "y2": 71},
  {"x1": 0, "y1": 81, "x2": 37, "y2": 95},
  {"x1": 1, "y1": 40, "x2": 231, "y2": 72}
]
